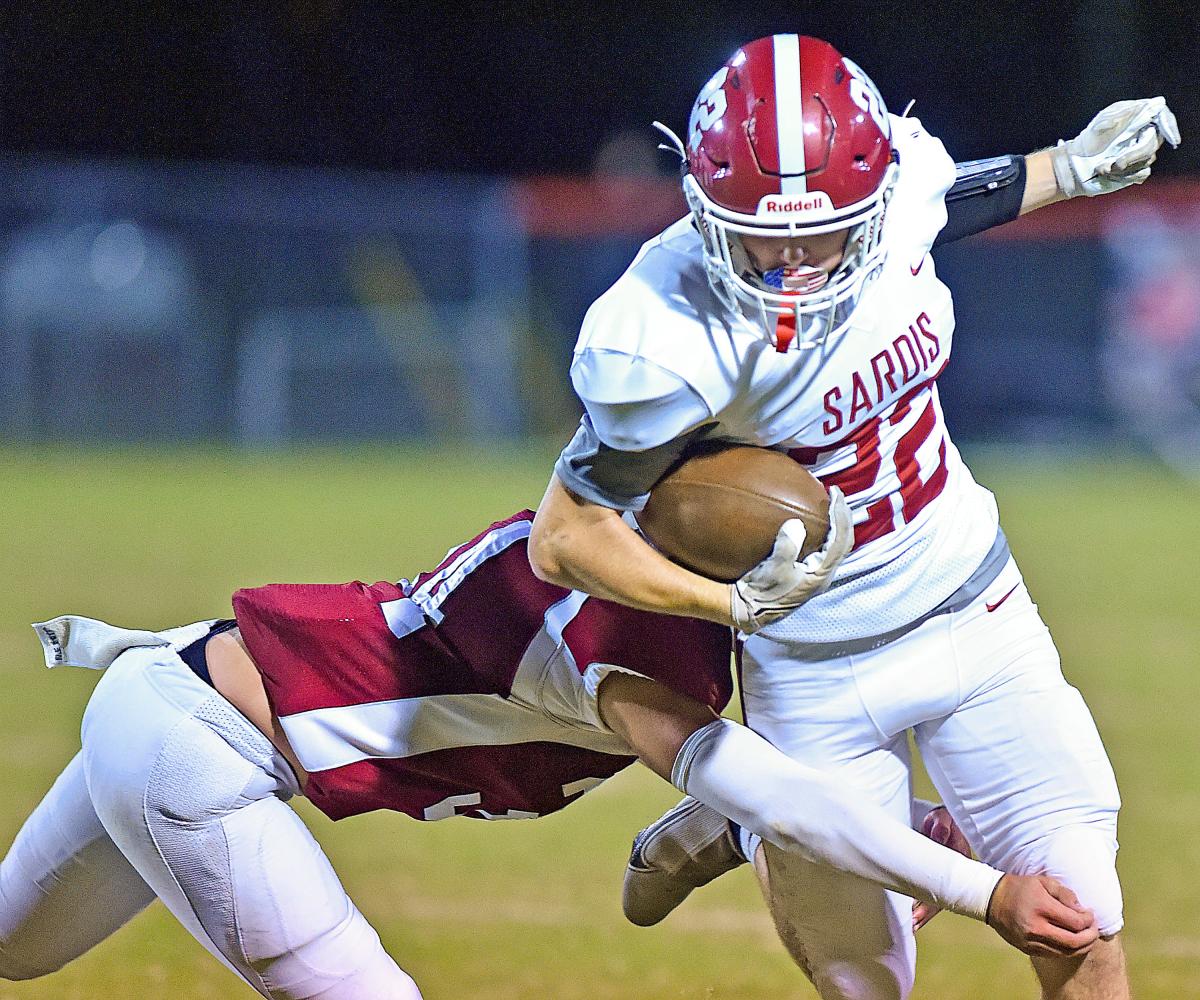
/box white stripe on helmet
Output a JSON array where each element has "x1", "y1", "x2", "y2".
[{"x1": 773, "y1": 34, "x2": 807, "y2": 195}]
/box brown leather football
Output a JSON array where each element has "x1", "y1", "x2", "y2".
[{"x1": 637, "y1": 444, "x2": 830, "y2": 583}]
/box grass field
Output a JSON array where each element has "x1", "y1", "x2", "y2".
[{"x1": 1, "y1": 444, "x2": 1198, "y2": 999}]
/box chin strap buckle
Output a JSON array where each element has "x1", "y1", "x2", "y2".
[{"x1": 775, "y1": 311, "x2": 797, "y2": 353}]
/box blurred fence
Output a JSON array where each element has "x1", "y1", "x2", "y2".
[
  {"x1": 0, "y1": 158, "x2": 528, "y2": 443},
  {"x1": 0, "y1": 154, "x2": 1198, "y2": 466}
]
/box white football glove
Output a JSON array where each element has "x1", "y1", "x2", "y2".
[
  {"x1": 729, "y1": 487, "x2": 853, "y2": 634},
  {"x1": 1051, "y1": 97, "x2": 1181, "y2": 199}
]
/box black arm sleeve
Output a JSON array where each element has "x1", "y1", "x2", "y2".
[
  {"x1": 554, "y1": 416, "x2": 715, "y2": 512},
  {"x1": 934, "y1": 155, "x2": 1026, "y2": 247}
]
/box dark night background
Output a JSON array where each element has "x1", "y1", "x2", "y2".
[
  {"x1": 1, "y1": 2, "x2": 1197, "y2": 454},
  {"x1": 3, "y1": 2, "x2": 1197, "y2": 177}
]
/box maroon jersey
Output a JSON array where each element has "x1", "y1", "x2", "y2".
[{"x1": 233, "y1": 510, "x2": 733, "y2": 822}]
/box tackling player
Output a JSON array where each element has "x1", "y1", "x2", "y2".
[
  {"x1": 528, "y1": 34, "x2": 1179, "y2": 1000},
  {"x1": 1, "y1": 511, "x2": 1096, "y2": 999}
]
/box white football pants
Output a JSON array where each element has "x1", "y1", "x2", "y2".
[
  {"x1": 741, "y1": 557, "x2": 1122, "y2": 1000},
  {"x1": 0, "y1": 644, "x2": 421, "y2": 999}
]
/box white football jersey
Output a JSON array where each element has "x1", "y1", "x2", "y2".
[{"x1": 570, "y1": 116, "x2": 1000, "y2": 643}]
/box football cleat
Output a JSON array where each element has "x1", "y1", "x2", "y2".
[{"x1": 622, "y1": 796, "x2": 746, "y2": 926}]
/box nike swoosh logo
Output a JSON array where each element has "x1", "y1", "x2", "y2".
[
  {"x1": 910, "y1": 260, "x2": 925, "y2": 276},
  {"x1": 985, "y1": 584, "x2": 1019, "y2": 613}
]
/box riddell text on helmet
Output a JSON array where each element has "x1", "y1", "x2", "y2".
[{"x1": 756, "y1": 192, "x2": 834, "y2": 214}]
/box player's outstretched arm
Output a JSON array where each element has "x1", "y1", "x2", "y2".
[
  {"x1": 1022, "y1": 96, "x2": 1180, "y2": 214},
  {"x1": 597, "y1": 671, "x2": 1099, "y2": 958}
]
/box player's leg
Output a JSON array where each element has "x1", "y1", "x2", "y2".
[
  {"x1": 741, "y1": 836, "x2": 906, "y2": 987},
  {"x1": 1031, "y1": 939, "x2": 1128, "y2": 1000},
  {"x1": 914, "y1": 561, "x2": 1126, "y2": 1000},
  {"x1": 751, "y1": 747, "x2": 916, "y2": 1000},
  {"x1": 738, "y1": 635, "x2": 922, "y2": 1000},
  {"x1": 757, "y1": 838, "x2": 917, "y2": 997},
  {"x1": 0, "y1": 752, "x2": 156, "y2": 979},
  {"x1": 601, "y1": 663, "x2": 920, "y2": 1000},
  {"x1": 81, "y1": 644, "x2": 422, "y2": 1000}
]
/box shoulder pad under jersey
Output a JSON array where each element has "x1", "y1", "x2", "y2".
[{"x1": 570, "y1": 350, "x2": 711, "y2": 451}]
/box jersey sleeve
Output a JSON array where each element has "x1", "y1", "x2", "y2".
[
  {"x1": 885, "y1": 114, "x2": 958, "y2": 265},
  {"x1": 558, "y1": 348, "x2": 714, "y2": 511},
  {"x1": 571, "y1": 349, "x2": 712, "y2": 449}
]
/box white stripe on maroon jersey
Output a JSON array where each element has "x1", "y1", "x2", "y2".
[
  {"x1": 513, "y1": 590, "x2": 588, "y2": 691},
  {"x1": 409, "y1": 518, "x2": 532, "y2": 623},
  {"x1": 774, "y1": 33, "x2": 807, "y2": 195},
  {"x1": 379, "y1": 595, "x2": 425, "y2": 639},
  {"x1": 279, "y1": 590, "x2": 616, "y2": 773},
  {"x1": 279, "y1": 690, "x2": 629, "y2": 773}
]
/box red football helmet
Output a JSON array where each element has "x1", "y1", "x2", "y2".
[{"x1": 659, "y1": 34, "x2": 898, "y2": 347}]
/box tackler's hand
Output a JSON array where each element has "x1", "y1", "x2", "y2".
[
  {"x1": 729, "y1": 488, "x2": 853, "y2": 633},
  {"x1": 986, "y1": 874, "x2": 1100, "y2": 959},
  {"x1": 1051, "y1": 97, "x2": 1181, "y2": 198}
]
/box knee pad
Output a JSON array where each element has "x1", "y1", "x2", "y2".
[{"x1": 1013, "y1": 825, "x2": 1124, "y2": 937}]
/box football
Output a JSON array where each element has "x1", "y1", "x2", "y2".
[{"x1": 637, "y1": 443, "x2": 831, "y2": 582}]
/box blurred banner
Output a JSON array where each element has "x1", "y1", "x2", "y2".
[
  {"x1": 0, "y1": 153, "x2": 1197, "y2": 453},
  {"x1": 1100, "y1": 202, "x2": 1200, "y2": 475}
]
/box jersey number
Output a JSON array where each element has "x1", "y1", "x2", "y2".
[
  {"x1": 801, "y1": 392, "x2": 948, "y2": 549},
  {"x1": 423, "y1": 792, "x2": 540, "y2": 821},
  {"x1": 422, "y1": 778, "x2": 606, "y2": 821}
]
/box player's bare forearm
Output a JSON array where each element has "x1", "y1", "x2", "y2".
[
  {"x1": 529, "y1": 474, "x2": 732, "y2": 625},
  {"x1": 1024, "y1": 98, "x2": 1179, "y2": 214},
  {"x1": 1019, "y1": 149, "x2": 1068, "y2": 215},
  {"x1": 595, "y1": 671, "x2": 719, "y2": 780}
]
